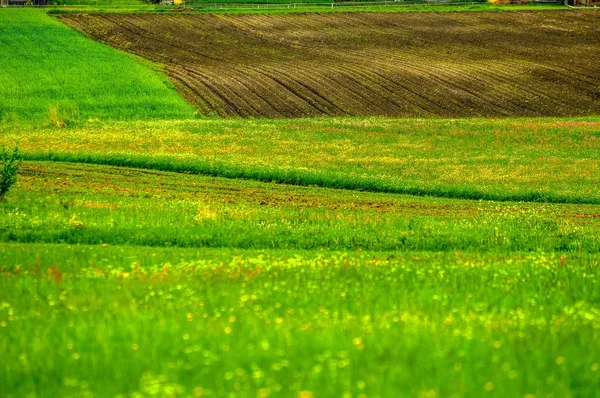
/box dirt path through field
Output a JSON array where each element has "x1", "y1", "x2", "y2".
[{"x1": 59, "y1": 11, "x2": 600, "y2": 118}]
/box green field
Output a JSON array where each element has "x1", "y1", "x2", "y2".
[
  {"x1": 2, "y1": 243, "x2": 599, "y2": 397},
  {"x1": 4, "y1": 161, "x2": 600, "y2": 251},
  {"x1": 1, "y1": 6, "x2": 600, "y2": 398},
  {"x1": 0, "y1": 9, "x2": 194, "y2": 124},
  {"x1": 2, "y1": 117, "x2": 600, "y2": 203},
  {"x1": 2, "y1": 162, "x2": 600, "y2": 397}
]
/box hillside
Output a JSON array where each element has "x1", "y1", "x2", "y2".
[{"x1": 3, "y1": 117, "x2": 600, "y2": 204}]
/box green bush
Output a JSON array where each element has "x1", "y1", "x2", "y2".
[{"x1": 0, "y1": 147, "x2": 22, "y2": 200}]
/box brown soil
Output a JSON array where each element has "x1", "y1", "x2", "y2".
[{"x1": 59, "y1": 11, "x2": 600, "y2": 118}]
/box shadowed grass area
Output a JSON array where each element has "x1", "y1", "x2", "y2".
[
  {"x1": 0, "y1": 9, "x2": 195, "y2": 124},
  {"x1": 3, "y1": 117, "x2": 600, "y2": 203}
]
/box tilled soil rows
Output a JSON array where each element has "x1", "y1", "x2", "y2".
[{"x1": 60, "y1": 12, "x2": 600, "y2": 118}]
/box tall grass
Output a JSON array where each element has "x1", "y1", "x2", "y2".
[
  {"x1": 1, "y1": 243, "x2": 599, "y2": 397},
  {"x1": 0, "y1": 9, "x2": 195, "y2": 123}
]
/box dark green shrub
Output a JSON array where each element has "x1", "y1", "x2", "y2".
[{"x1": 0, "y1": 147, "x2": 22, "y2": 200}]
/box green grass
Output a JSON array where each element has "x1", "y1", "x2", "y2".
[
  {"x1": 1, "y1": 162, "x2": 599, "y2": 396},
  {"x1": 0, "y1": 9, "x2": 195, "y2": 124},
  {"x1": 1, "y1": 245, "x2": 599, "y2": 397},
  {"x1": 3, "y1": 161, "x2": 600, "y2": 251},
  {"x1": 1, "y1": 6, "x2": 599, "y2": 397},
  {"x1": 3, "y1": 117, "x2": 600, "y2": 204},
  {"x1": 3, "y1": 117, "x2": 600, "y2": 398}
]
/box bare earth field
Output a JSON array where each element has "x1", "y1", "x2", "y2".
[{"x1": 59, "y1": 11, "x2": 600, "y2": 118}]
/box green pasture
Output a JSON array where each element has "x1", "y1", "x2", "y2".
[
  {"x1": 2, "y1": 117, "x2": 599, "y2": 204},
  {"x1": 1, "y1": 162, "x2": 599, "y2": 396},
  {"x1": 1, "y1": 244, "x2": 599, "y2": 397},
  {"x1": 2, "y1": 161, "x2": 600, "y2": 251},
  {"x1": 0, "y1": 9, "x2": 195, "y2": 124}
]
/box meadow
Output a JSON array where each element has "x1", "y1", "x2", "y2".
[
  {"x1": 1, "y1": 161, "x2": 600, "y2": 397},
  {"x1": 1, "y1": 5, "x2": 600, "y2": 398},
  {"x1": 0, "y1": 9, "x2": 194, "y2": 124},
  {"x1": 2, "y1": 117, "x2": 600, "y2": 203},
  {"x1": 3, "y1": 161, "x2": 600, "y2": 251},
  {"x1": 2, "y1": 244, "x2": 599, "y2": 397}
]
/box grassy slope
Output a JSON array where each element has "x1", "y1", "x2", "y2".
[
  {"x1": 0, "y1": 9, "x2": 195, "y2": 123},
  {"x1": 1, "y1": 162, "x2": 599, "y2": 397},
  {"x1": 3, "y1": 117, "x2": 600, "y2": 204}
]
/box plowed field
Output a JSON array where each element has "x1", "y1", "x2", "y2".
[{"x1": 60, "y1": 12, "x2": 600, "y2": 118}]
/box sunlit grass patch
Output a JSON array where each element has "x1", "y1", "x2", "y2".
[
  {"x1": 1, "y1": 135, "x2": 599, "y2": 397},
  {"x1": 0, "y1": 10, "x2": 195, "y2": 124},
  {"x1": 1, "y1": 161, "x2": 599, "y2": 252}
]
